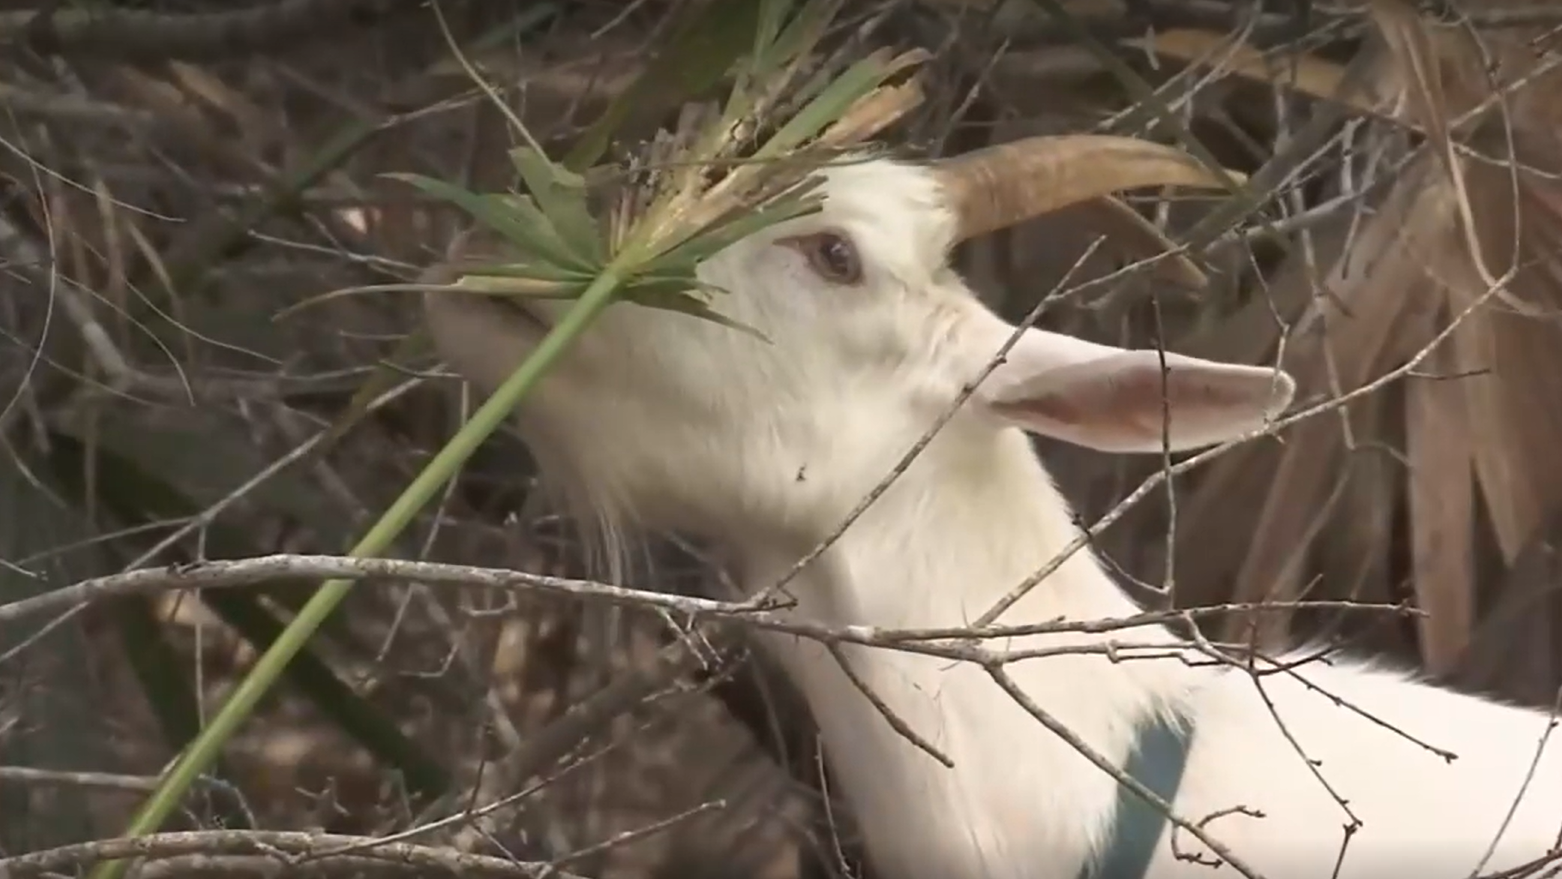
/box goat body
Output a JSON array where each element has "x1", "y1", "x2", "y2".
[
  {"x1": 742, "y1": 425, "x2": 1562, "y2": 879},
  {"x1": 425, "y1": 145, "x2": 1562, "y2": 879}
]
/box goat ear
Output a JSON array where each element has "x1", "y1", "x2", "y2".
[{"x1": 973, "y1": 329, "x2": 1295, "y2": 453}]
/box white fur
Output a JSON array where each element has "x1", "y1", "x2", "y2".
[{"x1": 425, "y1": 155, "x2": 1562, "y2": 878}]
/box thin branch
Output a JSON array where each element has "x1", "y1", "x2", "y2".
[
  {"x1": 0, "y1": 553, "x2": 1416, "y2": 664},
  {"x1": 826, "y1": 642, "x2": 955, "y2": 768},
  {"x1": 0, "y1": 830, "x2": 586, "y2": 879},
  {"x1": 0, "y1": 766, "x2": 235, "y2": 796},
  {"x1": 1, "y1": 0, "x2": 404, "y2": 62}
]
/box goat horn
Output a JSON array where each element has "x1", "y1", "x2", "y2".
[{"x1": 930, "y1": 134, "x2": 1238, "y2": 243}]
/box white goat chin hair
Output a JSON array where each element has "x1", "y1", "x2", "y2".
[{"x1": 425, "y1": 154, "x2": 1562, "y2": 879}]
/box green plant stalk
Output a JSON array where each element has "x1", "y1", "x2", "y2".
[{"x1": 91, "y1": 268, "x2": 627, "y2": 879}]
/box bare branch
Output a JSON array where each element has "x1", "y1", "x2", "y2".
[
  {"x1": 1, "y1": 0, "x2": 405, "y2": 62},
  {"x1": 0, "y1": 553, "x2": 1417, "y2": 666},
  {"x1": 0, "y1": 830, "x2": 587, "y2": 879}
]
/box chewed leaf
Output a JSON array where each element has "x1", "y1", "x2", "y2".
[
  {"x1": 817, "y1": 71, "x2": 928, "y2": 148},
  {"x1": 509, "y1": 146, "x2": 603, "y2": 263},
  {"x1": 658, "y1": 186, "x2": 825, "y2": 267},
  {"x1": 485, "y1": 193, "x2": 596, "y2": 271},
  {"x1": 449, "y1": 274, "x2": 582, "y2": 298},
  {"x1": 449, "y1": 259, "x2": 586, "y2": 283},
  {"x1": 384, "y1": 173, "x2": 588, "y2": 272},
  {"x1": 627, "y1": 279, "x2": 770, "y2": 342},
  {"x1": 758, "y1": 46, "x2": 924, "y2": 160}
]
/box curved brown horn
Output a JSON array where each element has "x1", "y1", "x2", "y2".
[{"x1": 930, "y1": 134, "x2": 1240, "y2": 243}]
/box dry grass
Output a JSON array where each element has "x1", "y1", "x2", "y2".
[{"x1": 3, "y1": 1, "x2": 1562, "y2": 877}]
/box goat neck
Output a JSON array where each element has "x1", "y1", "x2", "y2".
[{"x1": 740, "y1": 420, "x2": 1201, "y2": 879}]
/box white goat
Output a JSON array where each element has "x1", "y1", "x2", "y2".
[{"x1": 424, "y1": 135, "x2": 1562, "y2": 879}]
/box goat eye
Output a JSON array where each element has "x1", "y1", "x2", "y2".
[{"x1": 798, "y1": 232, "x2": 862, "y2": 285}]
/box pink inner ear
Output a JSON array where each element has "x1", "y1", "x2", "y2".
[
  {"x1": 1122, "y1": 366, "x2": 1258, "y2": 432},
  {"x1": 989, "y1": 362, "x2": 1263, "y2": 441},
  {"x1": 1007, "y1": 392, "x2": 1086, "y2": 426},
  {"x1": 1005, "y1": 366, "x2": 1169, "y2": 428},
  {"x1": 987, "y1": 386, "x2": 1125, "y2": 437}
]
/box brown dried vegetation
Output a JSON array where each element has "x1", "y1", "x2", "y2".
[{"x1": 3, "y1": 1, "x2": 1562, "y2": 877}]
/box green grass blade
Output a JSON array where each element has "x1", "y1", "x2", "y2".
[
  {"x1": 751, "y1": 0, "x2": 835, "y2": 84},
  {"x1": 625, "y1": 284, "x2": 768, "y2": 342},
  {"x1": 40, "y1": 432, "x2": 449, "y2": 800},
  {"x1": 205, "y1": 591, "x2": 450, "y2": 798},
  {"x1": 562, "y1": 1, "x2": 766, "y2": 172},
  {"x1": 443, "y1": 276, "x2": 582, "y2": 298},
  {"x1": 508, "y1": 147, "x2": 603, "y2": 264},
  {"x1": 92, "y1": 267, "x2": 630, "y2": 879},
  {"x1": 386, "y1": 174, "x2": 588, "y2": 272},
  {"x1": 752, "y1": 0, "x2": 796, "y2": 62},
  {"x1": 755, "y1": 48, "x2": 915, "y2": 161},
  {"x1": 110, "y1": 597, "x2": 255, "y2": 829},
  {"x1": 93, "y1": 3, "x2": 905, "y2": 870},
  {"x1": 655, "y1": 188, "x2": 823, "y2": 267}
]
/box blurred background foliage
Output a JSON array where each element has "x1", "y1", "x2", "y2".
[{"x1": 2, "y1": 1, "x2": 1561, "y2": 877}]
